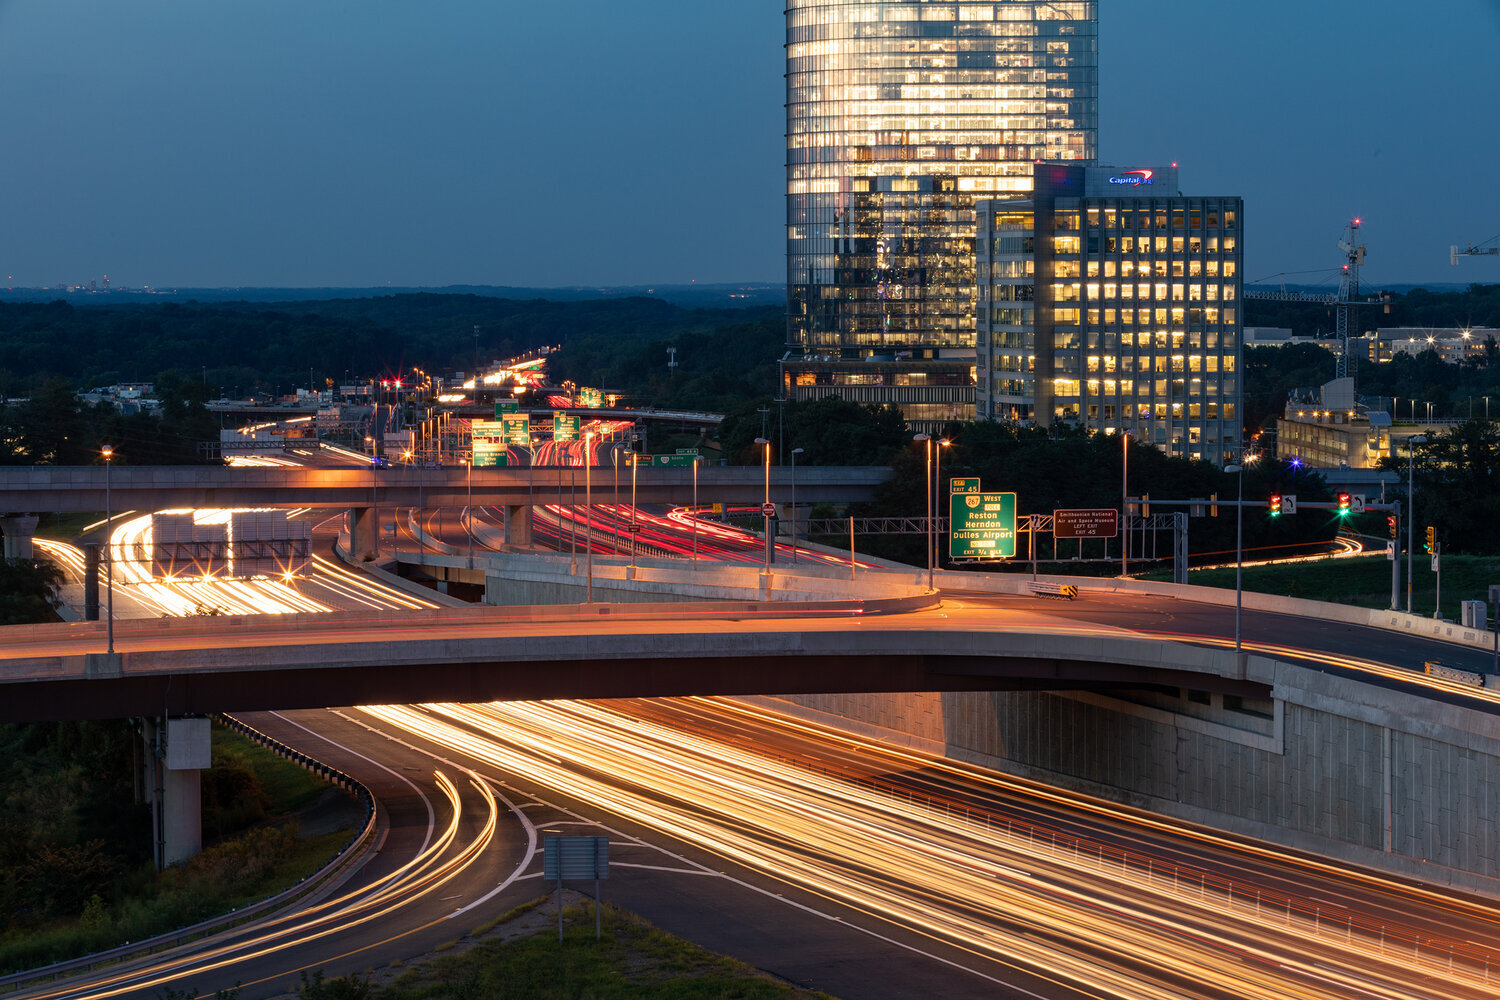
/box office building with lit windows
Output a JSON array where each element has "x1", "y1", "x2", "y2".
[
  {"x1": 975, "y1": 164, "x2": 1243, "y2": 466},
  {"x1": 783, "y1": 0, "x2": 1098, "y2": 431}
]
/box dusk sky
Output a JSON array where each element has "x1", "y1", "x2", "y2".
[{"x1": 2, "y1": 1, "x2": 1496, "y2": 291}]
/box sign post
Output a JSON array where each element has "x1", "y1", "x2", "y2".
[
  {"x1": 949, "y1": 479, "x2": 1016, "y2": 560},
  {"x1": 543, "y1": 836, "x2": 609, "y2": 941},
  {"x1": 470, "y1": 420, "x2": 509, "y2": 468},
  {"x1": 552, "y1": 412, "x2": 580, "y2": 443}
]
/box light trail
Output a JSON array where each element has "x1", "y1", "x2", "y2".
[
  {"x1": 38, "y1": 508, "x2": 441, "y2": 619},
  {"x1": 365, "y1": 699, "x2": 1500, "y2": 1000},
  {"x1": 22, "y1": 769, "x2": 500, "y2": 1000}
]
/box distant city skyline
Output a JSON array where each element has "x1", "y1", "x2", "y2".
[{"x1": 1, "y1": 1, "x2": 1497, "y2": 290}]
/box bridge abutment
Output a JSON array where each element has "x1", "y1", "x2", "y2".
[
  {"x1": 141, "y1": 717, "x2": 209, "y2": 867},
  {"x1": 348, "y1": 507, "x2": 377, "y2": 561},
  {"x1": 1, "y1": 514, "x2": 39, "y2": 559},
  {"x1": 504, "y1": 505, "x2": 532, "y2": 547}
]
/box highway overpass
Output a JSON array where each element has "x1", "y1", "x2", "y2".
[{"x1": 0, "y1": 464, "x2": 891, "y2": 515}]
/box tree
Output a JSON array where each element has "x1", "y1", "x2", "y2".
[
  {"x1": 1384, "y1": 419, "x2": 1500, "y2": 554},
  {"x1": 0, "y1": 558, "x2": 62, "y2": 625}
]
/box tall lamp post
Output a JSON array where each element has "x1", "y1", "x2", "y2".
[
  {"x1": 626, "y1": 450, "x2": 638, "y2": 569},
  {"x1": 584, "y1": 431, "x2": 595, "y2": 602},
  {"x1": 1406, "y1": 434, "x2": 1427, "y2": 613},
  {"x1": 1224, "y1": 456, "x2": 1256, "y2": 655},
  {"x1": 466, "y1": 457, "x2": 474, "y2": 566},
  {"x1": 691, "y1": 454, "x2": 700, "y2": 570},
  {"x1": 913, "y1": 434, "x2": 933, "y2": 588},
  {"x1": 366, "y1": 436, "x2": 378, "y2": 558},
  {"x1": 789, "y1": 448, "x2": 804, "y2": 564},
  {"x1": 934, "y1": 437, "x2": 949, "y2": 582},
  {"x1": 755, "y1": 438, "x2": 772, "y2": 572},
  {"x1": 102, "y1": 445, "x2": 114, "y2": 655}
]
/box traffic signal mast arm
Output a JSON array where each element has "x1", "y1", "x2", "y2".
[{"x1": 1135, "y1": 497, "x2": 1399, "y2": 511}]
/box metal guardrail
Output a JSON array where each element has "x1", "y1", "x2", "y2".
[{"x1": 0, "y1": 717, "x2": 377, "y2": 993}]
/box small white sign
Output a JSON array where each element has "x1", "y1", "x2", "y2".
[
  {"x1": 1282, "y1": 494, "x2": 1298, "y2": 514},
  {"x1": 1386, "y1": 541, "x2": 1396, "y2": 561},
  {"x1": 1351, "y1": 494, "x2": 1366, "y2": 513}
]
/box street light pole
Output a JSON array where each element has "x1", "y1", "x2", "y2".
[
  {"x1": 691, "y1": 455, "x2": 699, "y2": 570},
  {"x1": 584, "y1": 431, "x2": 595, "y2": 602},
  {"x1": 627, "y1": 450, "x2": 638, "y2": 569},
  {"x1": 755, "y1": 438, "x2": 772, "y2": 573},
  {"x1": 466, "y1": 457, "x2": 474, "y2": 566},
  {"x1": 790, "y1": 448, "x2": 804, "y2": 564},
  {"x1": 1120, "y1": 432, "x2": 1129, "y2": 578},
  {"x1": 366, "y1": 436, "x2": 378, "y2": 558},
  {"x1": 934, "y1": 438, "x2": 949, "y2": 581},
  {"x1": 102, "y1": 445, "x2": 114, "y2": 655},
  {"x1": 1406, "y1": 435, "x2": 1427, "y2": 614},
  {"x1": 1225, "y1": 460, "x2": 1249, "y2": 655},
  {"x1": 914, "y1": 434, "x2": 932, "y2": 588}
]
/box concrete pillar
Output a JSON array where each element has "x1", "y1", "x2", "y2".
[
  {"x1": 144, "y1": 717, "x2": 209, "y2": 867},
  {"x1": 504, "y1": 505, "x2": 533, "y2": 547},
  {"x1": 84, "y1": 541, "x2": 101, "y2": 621},
  {"x1": 349, "y1": 506, "x2": 377, "y2": 561},
  {"x1": 1, "y1": 514, "x2": 39, "y2": 559}
]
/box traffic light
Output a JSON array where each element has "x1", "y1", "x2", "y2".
[
  {"x1": 1269, "y1": 493, "x2": 1282, "y2": 516},
  {"x1": 1386, "y1": 514, "x2": 1398, "y2": 539},
  {"x1": 1336, "y1": 492, "x2": 1351, "y2": 515},
  {"x1": 1425, "y1": 525, "x2": 1436, "y2": 554}
]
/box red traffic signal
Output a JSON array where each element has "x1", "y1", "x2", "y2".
[
  {"x1": 1336, "y1": 492, "x2": 1351, "y2": 514},
  {"x1": 1269, "y1": 493, "x2": 1282, "y2": 515},
  {"x1": 1386, "y1": 514, "x2": 1398, "y2": 538}
]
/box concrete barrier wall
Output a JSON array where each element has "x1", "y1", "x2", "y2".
[
  {"x1": 393, "y1": 548, "x2": 929, "y2": 607},
  {"x1": 933, "y1": 567, "x2": 1499, "y2": 656}
]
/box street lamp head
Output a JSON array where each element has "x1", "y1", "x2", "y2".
[
  {"x1": 792, "y1": 447, "x2": 804, "y2": 456},
  {"x1": 754, "y1": 437, "x2": 769, "y2": 445},
  {"x1": 1224, "y1": 465, "x2": 1242, "y2": 474},
  {"x1": 1411, "y1": 435, "x2": 1428, "y2": 445},
  {"x1": 101, "y1": 445, "x2": 113, "y2": 461},
  {"x1": 939, "y1": 438, "x2": 951, "y2": 447},
  {"x1": 913, "y1": 433, "x2": 931, "y2": 442}
]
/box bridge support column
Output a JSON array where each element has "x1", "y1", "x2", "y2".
[
  {"x1": 143, "y1": 717, "x2": 210, "y2": 867},
  {"x1": 84, "y1": 541, "x2": 101, "y2": 620},
  {"x1": 505, "y1": 505, "x2": 533, "y2": 547},
  {"x1": 1, "y1": 514, "x2": 38, "y2": 559},
  {"x1": 349, "y1": 507, "x2": 377, "y2": 561}
]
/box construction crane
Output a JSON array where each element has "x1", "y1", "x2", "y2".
[
  {"x1": 1450, "y1": 235, "x2": 1500, "y2": 265},
  {"x1": 1244, "y1": 218, "x2": 1389, "y2": 383}
]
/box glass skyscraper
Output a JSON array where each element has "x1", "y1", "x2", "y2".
[{"x1": 784, "y1": 1, "x2": 1098, "y2": 429}]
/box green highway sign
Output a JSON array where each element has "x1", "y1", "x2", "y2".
[
  {"x1": 577, "y1": 387, "x2": 604, "y2": 408},
  {"x1": 495, "y1": 399, "x2": 520, "y2": 416},
  {"x1": 950, "y1": 490, "x2": 1017, "y2": 559},
  {"x1": 675, "y1": 448, "x2": 699, "y2": 456},
  {"x1": 652, "y1": 454, "x2": 695, "y2": 467},
  {"x1": 471, "y1": 419, "x2": 509, "y2": 468},
  {"x1": 501, "y1": 413, "x2": 531, "y2": 445},
  {"x1": 951, "y1": 477, "x2": 980, "y2": 495},
  {"x1": 552, "y1": 413, "x2": 580, "y2": 442}
]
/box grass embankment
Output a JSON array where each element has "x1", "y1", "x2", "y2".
[
  {"x1": 1147, "y1": 552, "x2": 1500, "y2": 622},
  {"x1": 294, "y1": 898, "x2": 837, "y2": 1000},
  {"x1": 0, "y1": 723, "x2": 361, "y2": 975}
]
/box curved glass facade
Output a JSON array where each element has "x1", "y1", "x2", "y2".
[{"x1": 786, "y1": 0, "x2": 1098, "y2": 388}]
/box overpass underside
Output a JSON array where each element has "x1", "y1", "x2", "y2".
[{"x1": 0, "y1": 648, "x2": 1269, "y2": 723}]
